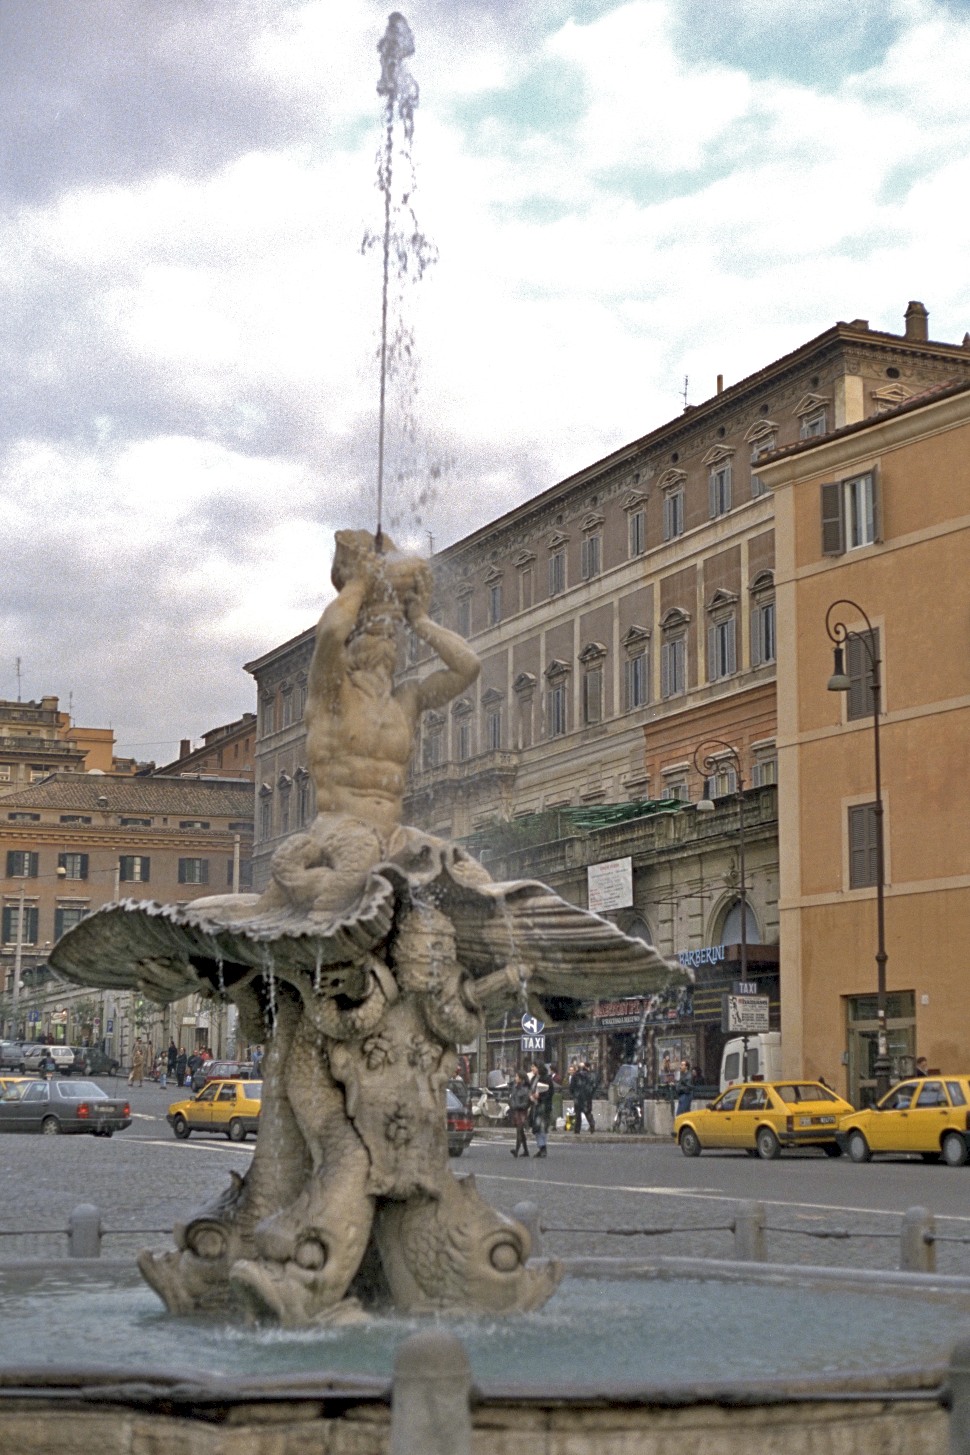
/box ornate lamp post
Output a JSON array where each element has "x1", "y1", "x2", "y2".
[
  {"x1": 693, "y1": 737, "x2": 749, "y2": 985},
  {"x1": 825, "y1": 599, "x2": 889, "y2": 1101}
]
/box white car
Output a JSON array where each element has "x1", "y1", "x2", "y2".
[{"x1": 18, "y1": 1044, "x2": 75, "y2": 1074}]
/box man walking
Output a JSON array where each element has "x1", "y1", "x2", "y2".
[{"x1": 570, "y1": 1061, "x2": 595, "y2": 1134}]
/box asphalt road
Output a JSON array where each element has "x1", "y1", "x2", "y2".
[{"x1": 3, "y1": 1081, "x2": 970, "y2": 1276}]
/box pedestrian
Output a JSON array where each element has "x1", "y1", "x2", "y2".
[
  {"x1": 529, "y1": 1061, "x2": 553, "y2": 1158},
  {"x1": 675, "y1": 1059, "x2": 693, "y2": 1117},
  {"x1": 166, "y1": 1040, "x2": 178, "y2": 1078},
  {"x1": 914, "y1": 1056, "x2": 929, "y2": 1077},
  {"x1": 175, "y1": 1046, "x2": 188, "y2": 1087},
  {"x1": 251, "y1": 1045, "x2": 263, "y2": 1075},
  {"x1": 509, "y1": 1071, "x2": 532, "y2": 1158},
  {"x1": 570, "y1": 1061, "x2": 595, "y2": 1134},
  {"x1": 128, "y1": 1038, "x2": 145, "y2": 1088}
]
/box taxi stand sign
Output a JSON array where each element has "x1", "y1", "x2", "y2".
[
  {"x1": 722, "y1": 994, "x2": 771, "y2": 1034},
  {"x1": 521, "y1": 1012, "x2": 546, "y2": 1054}
]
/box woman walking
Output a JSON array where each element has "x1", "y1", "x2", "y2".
[
  {"x1": 509, "y1": 1070, "x2": 532, "y2": 1158},
  {"x1": 529, "y1": 1062, "x2": 553, "y2": 1158}
]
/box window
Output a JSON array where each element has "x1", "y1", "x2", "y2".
[
  {"x1": 821, "y1": 471, "x2": 880, "y2": 554},
  {"x1": 848, "y1": 803, "x2": 880, "y2": 888},
  {"x1": 709, "y1": 463, "x2": 732, "y2": 518},
  {"x1": 663, "y1": 488, "x2": 684, "y2": 541},
  {"x1": 179, "y1": 820, "x2": 210, "y2": 831},
  {"x1": 800, "y1": 407, "x2": 827, "y2": 438},
  {"x1": 487, "y1": 581, "x2": 502, "y2": 626},
  {"x1": 661, "y1": 774, "x2": 689, "y2": 802},
  {"x1": 457, "y1": 595, "x2": 472, "y2": 637},
  {"x1": 707, "y1": 616, "x2": 737, "y2": 681},
  {"x1": 580, "y1": 534, "x2": 601, "y2": 581},
  {"x1": 547, "y1": 681, "x2": 567, "y2": 737},
  {"x1": 178, "y1": 858, "x2": 209, "y2": 886},
  {"x1": 705, "y1": 761, "x2": 738, "y2": 798},
  {"x1": 279, "y1": 792, "x2": 290, "y2": 835},
  {"x1": 485, "y1": 707, "x2": 502, "y2": 751},
  {"x1": 582, "y1": 667, "x2": 603, "y2": 725},
  {"x1": 54, "y1": 905, "x2": 88, "y2": 937},
  {"x1": 226, "y1": 858, "x2": 254, "y2": 889},
  {"x1": 29, "y1": 768, "x2": 48, "y2": 783},
  {"x1": 548, "y1": 549, "x2": 566, "y2": 597},
  {"x1": 120, "y1": 817, "x2": 152, "y2": 828},
  {"x1": 59, "y1": 814, "x2": 92, "y2": 825},
  {"x1": 625, "y1": 653, "x2": 648, "y2": 710},
  {"x1": 751, "y1": 753, "x2": 777, "y2": 787},
  {"x1": 456, "y1": 719, "x2": 472, "y2": 762},
  {"x1": 57, "y1": 852, "x2": 88, "y2": 880},
  {"x1": 519, "y1": 565, "x2": 534, "y2": 611},
  {"x1": 296, "y1": 773, "x2": 312, "y2": 827},
  {"x1": 119, "y1": 855, "x2": 151, "y2": 883},
  {"x1": 258, "y1": 791, "x2": 272, "y2": 839},
  {"x1": 2, "y1": 904, "x2": 38, "y2": 945},
  {"x1": 281, "y1": 689, "x2": 294, "y2": 728},
  {"x1": 6, "y1": 851, "x2": 38, "y2": 879},
  {"x1": 751, "y1": 599, "x2": 776, "y2": 667},
  {"x1": 407, "y1": 630, "x2": 421, "y2": 666},
  {"x1": 628, "y1": 508, "x2": 646, "y2": 558},
  {"x1": 0, "y1": 766, "x2": 10, "y2": 782},
  {"x1": 845, "y1": 630, "x2": 880, "y2": 721},
  {"x1": 7, "y1": 812, "x2": 39, "y2": 823},
  {"x1": 422, "y1": 726, "x2": 443, "y2": 770},
  {"x1": 661, "y1": 636, "x2": 686, "y2": 698}
]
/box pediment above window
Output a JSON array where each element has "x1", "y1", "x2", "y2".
[
  {"x1": 258, "y1": 783, "x2": 273, "y2": 798},
  {"x1": 513, "y1": 672, "x2": 536, "y2": 695},
  {"x1": 547, "y1": 531, "x2": 569, "y2": 550},
  {"x1": 871, "y1": 381, "x2": 913, "y2": 408},
  {"x1": 544, "y1": 658, "x2": 571, "y2": 681},
  {"x1": 578, "y1": 641, "x2": 608, "y2": 664},
  {"x1": 702, "y1": 444, "x2": 736, "y2": 466},
  {"x1": 658, "y1": 468, "x2": 687, "y2": 491},
  {"x1": 622, "y1": 625, "x2": 651, "y2": 650},
  {"x1": 660, "y1": 607, "x2": 691, "y2": 631},
  {"x1": 424, "y1": 710, "x2": 445, "y2": 729},
  {"x1": 456, "y1": 583, "x2": 474, "y2": 599},
  {"x1": 451, "y1": 697, "x2": 473, "y2": 719},
  {"x1": 483, "y1": 565, "x2": 504, "y2": 584},
  {"x1": 749, "y1": 570, "x2": 775, "y2": 594},
  {"x1": 743, "y1": 419, "x2": 779, "y2": 444},
  {"x1": 277, "y1": 771, "x2": 292, "y2": 790},
  {"x1": 795, "y1": 392, "x2": 831, "y2": 416},
  {"x1": 706, "y1": 588, "x2": 739, "y2": 612},
  {"x1": 481, "y1": 686, "x2": 505, "y2": 705},
  {"x1": 581, "y1": 513, "x2": 605, "y2": 533},
  {"x1": 513, "y1": 550, "x2": 536, "y2": 568},
  {"x1": 623, "y1": 490, "x2": 648, "y2": 511}
]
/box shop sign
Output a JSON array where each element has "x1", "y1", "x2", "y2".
[
  {"x1": 678, "y1": 945, "x2": 727, "y2": 970},
  {"x1": 722, "y1": 994, "x2": 770, "y2": 1034},
  {"x1": 520, "y1": 1011, "x2": 546, "y2": 1053},
  {"x1": 592, "y1": 987, "x2": 694, "y2": 1027},
  {"x1": 587, "y1": 856, "x2": 633, "y2": 913}
]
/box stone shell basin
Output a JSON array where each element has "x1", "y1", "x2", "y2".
[{"x1": 1, "y1": 1255, "x2": 968, "y2": 1454}]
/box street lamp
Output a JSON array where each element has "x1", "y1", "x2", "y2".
[
  {"x1": 825, "y1": 598, "x2": 889, "y2": 1101},
  {"x1": 694, "y1": 741, "x2": 750, "y2": 1074}
]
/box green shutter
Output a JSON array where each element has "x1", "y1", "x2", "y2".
[{"x1": 821, "y1": 482, "x2": 844, "y2": 555}]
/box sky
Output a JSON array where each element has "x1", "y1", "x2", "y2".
[{"x1": 1, "y1": 0, "x2": 969, "y2": 762}]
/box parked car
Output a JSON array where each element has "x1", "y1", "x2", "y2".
[
  {"x1": 447, "y1": 1087, "x2": 474, "y2": 1156},
  {"x1": 837, "y1": 1076, "x2": 970, "y2": 1165},
  {"x1": 675, "y1": 1080, "x2": 854, "y2": 1159},
  {"x1": 0, "y1": 1041, "x2": 28, "y2": 1071},
  {"x1": 70, "y1": 1048, "x2": 122, "y2": 1077},
  {"x1": 0, "y1": 1076, "x2": 28, "y2": 1097},
  {"x1": 0, "y1": 1077, "x2": 131, "y2": 1135},
  {"x1": 18, "y1": 1043, "x2": 76, "y2": 1074},
  {"x1": 167, "y1": 1079, "x2": 262, "y2": 1141},
  {"x1": 191, "y1": 1059, "x2": 255, "y2": 1092}
]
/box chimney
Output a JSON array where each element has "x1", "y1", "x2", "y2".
[
  {"x1": 179, "y1": 738, "x2": 191, "y2": 759},
  {"x1": 904, "y1": 301, "x2": 928, "y2": 342},
  {"x1": 716, "y1": 374, "x2": 724, "y2": 394}
]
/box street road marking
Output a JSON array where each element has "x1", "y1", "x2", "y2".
[
  {"x1": 134, "y1": 1137, "x2": 253, "y2": 1154},
  {"x1": 472, "y1": 1172, "x2": 970, "y2": 1224}
]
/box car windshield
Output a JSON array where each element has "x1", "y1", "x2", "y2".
[
  {"x1": 774, "y1": 1083, "x2": 840, "y2": 1104},
  {"x1": 1, "y1": 1085, "x2": 26, "y2": 1101},
  {"x1": 246, "y1": 1083, "x2": 262, "y2": 1099},
  {"x1": 56, "y1": 1081, "x2": 106, "y2": 1099}
]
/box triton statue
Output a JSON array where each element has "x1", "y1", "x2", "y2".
[{"x1": 51, "y1": 531, "x2": 687, "y2": 1326}]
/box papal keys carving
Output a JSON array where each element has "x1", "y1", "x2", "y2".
[{"x1": 51, "y1": 531, "x2": 688, "y2": 1326}]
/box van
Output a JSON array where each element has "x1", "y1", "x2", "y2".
[{"x1": 719, "y1": 1032, "x2": 781, "y2": 1091}]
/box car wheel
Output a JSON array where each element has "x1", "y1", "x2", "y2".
[
  {"x1": 942, "y1": 1132, "x2": 969, "y2": 1167},
  {"x1": 172, "y1": 1115, "x2": 191, "y2": 1140},
  {"x1": 848, "y1": 1130, "x2": 871, "y2": 1163},
  {"x1": 756, "y1": 1126, "x2": 781, "y2": 1161},
  {"x1": 448, "y1": 1144, "x2": 464, "y2": 1157},
  {"x1": 822, "y1": 1142, "x2": 843, "y2": 1158},
  {"x1": 678, "y1": 1126, "x2": 702, "y2": 1158},
  {"x1": 228, "y1": 1119, "x2": 246, "y2": 1143},
  {"x1": 41, "y1": 1117, "x2": 60, "y2": 1136}
]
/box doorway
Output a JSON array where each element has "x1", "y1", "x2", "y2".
[{"x1": 845, "y1": 992, "x2": 915, "y2": 1108}]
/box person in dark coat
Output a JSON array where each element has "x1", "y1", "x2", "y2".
[
  {"x1": 175, "y1": 1046, "x2": 188, "y2": 1087},
  {"x1": 509, "y1": 1071, "x2": 532, "y2": 1158},
  {"x1": 528, "y1": 1062, "x2": 553, "y2": 1158},
  {"x1": 570, "y1": 1062, "x2": 595, "y2": 1134},
  {"x1": 166, "y1": 1040, "x2": 178, "y2": 1077}
]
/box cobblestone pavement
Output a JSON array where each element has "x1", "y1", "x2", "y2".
[{"x1": 3, "y1": 1084, "x2": 970, "y2": 1277}]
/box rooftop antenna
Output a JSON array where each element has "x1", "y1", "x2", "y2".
[
  {"x1": 427, "y1": 530, "x2": 434, "y2": 555},
  {"x1": 682, "y1": 375, "x2": 689, "y2": 410},
  {"x1": 374, "y1": 12, "x2": 419, "y2": 555},
  {"x1": 15, "y1": 657, "x2": 21, "y2": 702}
]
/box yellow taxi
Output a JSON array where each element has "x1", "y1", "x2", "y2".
[
  {"x1": 0, "y1": 1076, "x2": 28, "y2": 1097},
  {"x1": 675, "y1": 1080, "x2": 854, "y2": 1160},
  {"x1": 167, "y1": 1078, "x2": 262, "y2": 1142},
  {"x1": 837, "y1": 1076, "x2": 970, "y2": 1165}
]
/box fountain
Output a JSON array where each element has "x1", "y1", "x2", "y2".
[{"x1": 7, "y1": 15, "x2": 970, "y2": 1453}]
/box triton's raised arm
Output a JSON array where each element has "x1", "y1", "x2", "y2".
[{"x1": 396, "y1": 565, "x2": 480, "y2": 714}]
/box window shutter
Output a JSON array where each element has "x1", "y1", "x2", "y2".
[
  {"x1": 821, "y1": 482, "x2": 844, "y2": 554},
  {"x1": 661, "y1": 642, "x2": 670, "y2": 697},
  {"x1": 870, "y1": 466, "x2": 882, "y2": 543},
  {"x1": 725, "y1": 617, "x2": 737, "y2": 675},
  {"x1": 750, "y1": 605, "x2": 761, "y2": 667},
  {"x1": 707, "y1": 624, "x2": 717, "y2": 681},
  {"x1": 709, "y1": 473, "x2": 717, "y2": 520}
]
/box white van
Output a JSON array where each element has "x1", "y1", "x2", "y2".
[{"x1": 719, "y1": 1032, "x2": 781, "y2": 1091}]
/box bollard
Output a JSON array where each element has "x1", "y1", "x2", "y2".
[
  {"x1": 947, "y1": 1337, "x2": 970, "y2": 1454},
  {"x1": 733, "y1": 1200, "x2": 767, "y2": 1262},
  {"x1": 512, "y1": 1199, "x2": 542, "y2": 1257},
  {"x1": 900, "y1": 1204, "x2": 936, "y2": 1273},
  {"x1": 391, "y1": 1329, "x2": 472, "y2": 1455},
  {"x1": 68, "y1": 1203, "x2": 102, "y2": 1258}
]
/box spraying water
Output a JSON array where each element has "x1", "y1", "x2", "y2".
[{"x1": 364, "y1": 13, "x2": 442, "y2": 552}]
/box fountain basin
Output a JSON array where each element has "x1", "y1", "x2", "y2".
[{"x1": 0, "y1": 1256, "x2": 963, "y2": 1453}]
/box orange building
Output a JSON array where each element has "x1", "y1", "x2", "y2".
[{"x1": 760, "y1": 380, "x2": 970, "y2": 1103}]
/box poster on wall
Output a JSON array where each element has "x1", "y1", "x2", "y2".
[
  {"x1": 656, "y1": 1035, "x2": 698, "y2": 1084},
  {"x1": 587, "y1": 856, "x2": 633, "y2": 913}
]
